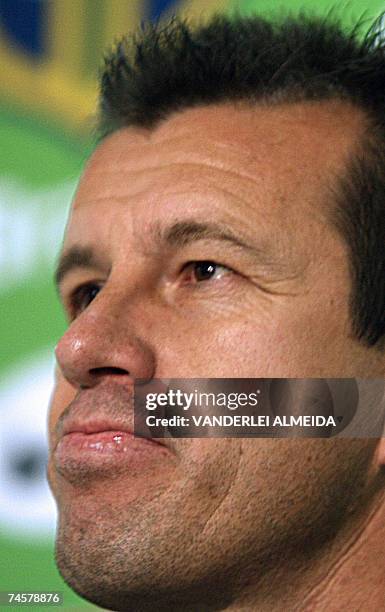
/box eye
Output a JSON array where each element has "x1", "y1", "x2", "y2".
[
  {"x1": 181, "y1": 261, "x2": 232, "y2": 284},
  {"x1": 69, "y1": 283, "x2": 102, "y2": 318}
]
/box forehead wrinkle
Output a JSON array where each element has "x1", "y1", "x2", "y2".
[
  {"x1": 73, "y1": 181, "x2": 299, "y2": 274},
  {"x1": 97, "y1": 101, "x2": 366, "y2": 192},
  {"x1": 75, "y1": 169, "x2": 262, "y2": 221},
  {"x1": 102, "y1": 125, "x2": 259, "y2": 164},
  {"x1": 85, "y1": 159, "x2": 265, "y2": 199},
  {"x1": 76, "y1": 164, "x2": 278, "y2": 229},
  {"x1": 91, "y1": 131, "x2": 282, "y2": 193}
]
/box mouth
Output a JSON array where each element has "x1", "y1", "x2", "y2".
[
  {"x1": 63, "y1": 419, "x2": 132, "y2": 437},
  {"x1": 60, "y1": 416, "x2": 168, "y2": 446},
  {"x1": 53, "y1": 416, "x2": 172, "y2": 482},
  {"x1": 51, "y1": 383, "x2": 176, "y2": 485}
]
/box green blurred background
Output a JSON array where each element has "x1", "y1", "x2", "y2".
[{"x1": 0, "y1": 0, "x2": 384, "y2": 609}]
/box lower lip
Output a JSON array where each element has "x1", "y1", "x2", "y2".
[{"x1": 54, "y1": 431, "x2": 169, "y2": 475}]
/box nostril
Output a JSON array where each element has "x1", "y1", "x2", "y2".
[{"x1": 89, "y1": 367, "x2": 129, "y2": 377}]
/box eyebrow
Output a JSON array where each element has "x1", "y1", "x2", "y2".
[
  {"x1": 161, "y1": 220, "x2": 279, "y2": 267},
  {"x1": 55, "y1": 220, "x2": 281, "y2": 288},
  {"x1": 55, "y1": 246, "x2": 108, "y2": 288},
  {"x1": 162, "y1": 221, "x2": 252, "y2": 249}
]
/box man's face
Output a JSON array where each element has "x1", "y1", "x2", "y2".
[{"x1": 48, "y1": 102, "x2": 384, "y2": 610}]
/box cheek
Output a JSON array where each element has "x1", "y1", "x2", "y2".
[
  {"x1": 179, "y1": 305, "x2": 348, "y2": 377},
  {"x1": 48, "y1": 375, "x2": 77, "y2": 498},
  {"x1": 48, "y1": 373, "x2": 76, "y2": 440},
  {"x1": 199, "y1": 313, "x2": 302, "y2": 375}
]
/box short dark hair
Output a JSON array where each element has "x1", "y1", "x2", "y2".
[{"x1": 98, "y1": 14, "x2": 385, "y2": 347}]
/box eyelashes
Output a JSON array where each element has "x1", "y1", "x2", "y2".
[
  {"x1": 65, "y1": 260, "x2": 235, "y2": 319},
  {"x1": 180, "y1": 260, "x2": 232, "y2": 283},
  {"x1": 68, "y1": 282, "x2": 102, "y2": 318}
]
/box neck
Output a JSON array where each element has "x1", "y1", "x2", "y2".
[
  {"x1": 226, "y1": 488, "x2": 385, "y2": 611},
  {"x1": 302, "y1": 489, "x2": 385, "y2": 611}
]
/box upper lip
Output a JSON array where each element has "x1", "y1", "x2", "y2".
[
  {"x1": 62, "y1": 418, "x2": 134, "y2": 436},
  {"x1": 56, "y1": 384, "x2": 137, "y2": 440},
  {"x1": 57, "y1": 404, "x2": 170, "y2": 451},
  {"x1": 54, "y1": 384, "x2": 172, "y2": 451},
  {"x1": 60, "y1": 417, "x2": 170, "y2": 450}
]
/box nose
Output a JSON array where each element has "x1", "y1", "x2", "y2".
[{"x1": 55, "y1": 292, "x2": 156, "y2": 389}]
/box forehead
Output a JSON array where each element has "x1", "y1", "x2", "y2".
[
  {"x1": 68, "y1": 101, "x2": 366, "y2": 260},
  {"x1": 76, "y1": 100, "x2": 364, "y2": 207}
]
